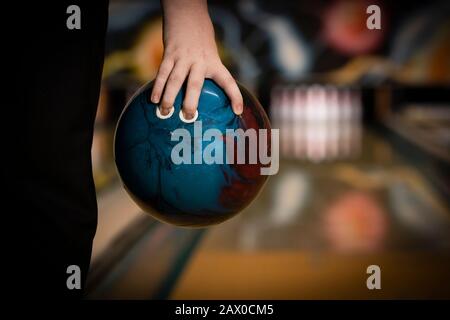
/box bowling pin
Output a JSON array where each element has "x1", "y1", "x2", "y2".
[
  {"x1": 313, "y1": 85, "x2": 326, "y2": 162},
  {"x1": 305, "y1": 85, "x2": 320, "y2": 162},
  {"x1": 326, "y1": 86, "x2": 340, "y2": 160},
  {"x1": 293, "y1": 85, "x2": 306, "y2": 159},
  {"x1": 279, "y1": 86, "x2": 293, "y2": 158}
]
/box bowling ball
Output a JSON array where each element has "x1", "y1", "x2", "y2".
[
  {"x1": 114, "y1": 79, "x2": 271, "y2": 227},
  {"x1": 322, "y1": 0, "x2": 385, "y2": 55},
  {"x1": 323, "y1": 192, "x2": 387, "y2": 252}
]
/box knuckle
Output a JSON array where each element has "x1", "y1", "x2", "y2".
[
  {"x1": 189, "y1": 79, "x2": 203, "y2": 91},
  {"x1": 212, "y1": 64, "x2": 225, "y2": 76},
  {"x1": 166, "y1": 48, "x2": 185, "y2": 62},
  {"x1": 154, "y1": 78, "x2": 165, "y2": 88},
  {"x1": 225, "y1": 76, "x2": 236, "y2": 88},
  {"x1": 162, "y1": 53, "x2": 175, "y2": 63},
  {"x1": 158, "y1": 65, "x2": 171, "y2": 76},
  {"x1": 168, "y1": 73, "x2": 182, "y2": 84}
]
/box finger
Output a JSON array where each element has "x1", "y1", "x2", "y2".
[
  {"x1": 160, "y1": 61, "x2": 190, "y2": 115},
  {"x1": 151, "y1": 58, "x2": 174, "y2": 105},
  {"x1": 211, "y1": 65, "x2": 243, "y2": 115},
  {"x1": 182, "y1": 64, "x2": 205, "y2": 120}
]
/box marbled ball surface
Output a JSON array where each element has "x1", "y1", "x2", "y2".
[{"x1": 115, "y1": 79, "x2": 271, "y2": 227}]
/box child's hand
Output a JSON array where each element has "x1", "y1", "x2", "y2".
[{"x1": 151, "y1": 0, "x2": 243, "y2": 120}]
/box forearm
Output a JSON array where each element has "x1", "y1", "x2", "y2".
[
  {"x1": 162, "y1": 0, "x2": 210, "y2": 20},
  {"x1": 161, "y1": 0, "x2": 214, "y2": 45}
]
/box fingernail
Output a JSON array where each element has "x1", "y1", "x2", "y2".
[
  {"x1": 161, "y1": 108, "x2": 169, "y2": 115},
  {"x1": 235, "y1": 103, "x2": 243, "y2": 115},
  {"x1": 151, "y1": 94, "x2": 159, "y2": 103}
]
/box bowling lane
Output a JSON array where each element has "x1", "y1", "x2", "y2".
[
  {"x1": 87, "y1": 181, "x2": 205, "y2": 299},
  {"x1": 87, "y1": 126, "x2": 450, "y2": 299},
  {"x1": 170, "y1": 129, "x2": 450, "y2": 299}
]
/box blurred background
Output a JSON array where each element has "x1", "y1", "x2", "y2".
[{"x1": 87, "y1": 0, "x2": 450, "y2": 299}]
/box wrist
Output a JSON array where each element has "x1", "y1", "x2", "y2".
[{"x1": 162, "y1": 6, "x2": 215, "y2": 49}]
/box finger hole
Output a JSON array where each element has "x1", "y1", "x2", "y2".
[
  {"x1": 155, "y1": 105, "x2": 175, "y2": 119},
  {"x1": 179, "y1": 109, "x2": 198, "y2": 123}
]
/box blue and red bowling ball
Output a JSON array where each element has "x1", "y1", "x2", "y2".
[{"x1": 114, "y1": 79, "x2": 271, "y2": 227}]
